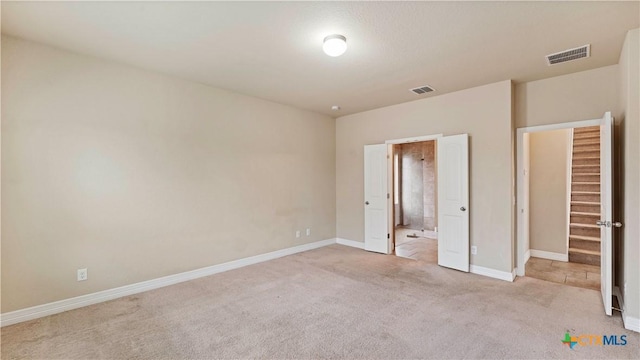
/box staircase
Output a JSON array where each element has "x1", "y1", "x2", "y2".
[{"x1": 568, "y1": 126, "x2": 601, "y2": 266}]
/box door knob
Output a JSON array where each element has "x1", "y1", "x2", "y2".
[
  {"x1": 596, "y1": 220, "x2": 623, "y2": 228},
  {"x1": 365, "y1": 201, "x2": 370, "y2": 205},
  {"x1": 460, "y1": 206, "x2": 466, "y2": 211}
]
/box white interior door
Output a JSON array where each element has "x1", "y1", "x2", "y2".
[
  {"x1": 599, "y1": 112, "x2": 614, "y2": 316},
  {"x1": 437, "y1": 134, "x2": 469, "y2": 272},
  {"x1": 364, "y1": 144, "x2": 389, "y2": 254}
]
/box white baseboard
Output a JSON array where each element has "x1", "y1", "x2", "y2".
[
  {"x1": 615, "y1": 286, "x2": 640, "y2": 333},
  {"x1": 524, "y1": 249, "x2": 531, "y2": 264},
  {"x1": 530, "y1": 249, "x2": 568, "y2": 262},
  {"x1": 470, "y1": 265, "x2": 515, "y2": 282},
  {"x1": 336, "y1": 238, "x2": 365, "y2": 249},
  {"x1": 623, "y1": 314, "x2": 640, "y2": 333},
  {"x1": 0, "y1": 238, "x2": 336, "y2": 327}
]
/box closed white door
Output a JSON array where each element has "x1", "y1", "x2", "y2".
[
  {"x1": 599, "y1": 112, "x2": 616, "y2": 316},
  {"x1": 364, "y1": 144, "x2": 389, "y2": 254},
  {"x1": 437, "y1": 134, "x2": 470, "y2": 272}
]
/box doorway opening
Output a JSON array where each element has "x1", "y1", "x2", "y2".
[
  {"x1": 523, "y1": 126, "x2": 600, "y2": 291},
  {"x1": 391, "y1": 140, "x2": 438, "y2": 263},
  {"x1": 516, "y1": 112, "x2": 616, "y2": 316},
  {"x1": 364, "y1": 132, "x2": 469, "y2": 273}
]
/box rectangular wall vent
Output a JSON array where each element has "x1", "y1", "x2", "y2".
[
  {"x1": 410, "y1": 85, "x2": 435, "y2": 95},
  {"x1": 546, "y1": 44, "x2": 590, "y2": 65}
]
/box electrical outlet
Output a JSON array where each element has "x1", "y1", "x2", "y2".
[
  {"x1": 77, "y1": 268, "x2": 88, "y2": 281},
  {"x1": 295, "y1": 230, "x2": 301, "y2": 238},
  {"x1": 306, "y1": 228, "x2": 311, "y2": 236},
  {"x1": 471, "y1": 246, "x2": 477, "y2": 255}
]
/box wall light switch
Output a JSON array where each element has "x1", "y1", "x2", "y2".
[
  {"x1": 295, "y1": 231, "x2": 301, "y2": 238},
  {"x1": 306, "y1": 228, "x2": 310, "y2": 236}
]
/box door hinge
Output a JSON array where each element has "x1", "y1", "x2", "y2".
[
  {"x1": 387, "y1": 233, "x2": 390, "y2": 239},
  {"x1": 387, "y1": 193, "x2": 390, "y2": 199}
]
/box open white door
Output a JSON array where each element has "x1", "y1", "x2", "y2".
[
  {"x1": 364, "y1": 144, "x2": 389, "y2": 254},
  {"x1": 599, "y1": 112, "x2": 616, "y2": 316},
  {"x1": 437, "y1": 134, "x2": 469, "y2": 272}
]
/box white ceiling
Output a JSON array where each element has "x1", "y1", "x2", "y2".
[{"x1": 2, "y1": 1, "x2": 638, "y2": 117}]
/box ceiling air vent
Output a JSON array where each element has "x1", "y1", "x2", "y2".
[
  {"x1": 546, "y1": 44, "x2": 590, "y2": 65},
  {"x1": 410, "y1": 85, "x2": 435, "y2": 95}
]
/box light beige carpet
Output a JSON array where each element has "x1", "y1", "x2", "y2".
[{"x1": 1, "y1": 244, "x2": 638, "y2": 359}]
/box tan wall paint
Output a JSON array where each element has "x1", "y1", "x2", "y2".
[
  {"x1": 529, "y1": 129, "x2": 569, "y2": 255},
  {"x1": 516, "y1": 52, "x2": 638, "y2": 320},
  {"x1": 337, "y1": 80, "x2": 514, "y2": 273},
  {"x1": 1, "y1": 36, "x2": 336, "y2": 313},
  {"x1": 515, "y1": 65, "x2": 619, "y2": 128},
  {"x1": 618, "y1": 28, "x2": 639, "y2": 320}
]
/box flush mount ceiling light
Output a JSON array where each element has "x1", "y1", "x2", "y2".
[
  {"x1": 323, "y1": 34, "x2": 347, "y2": 57},
  {"x1": 331, "y1": 105, "x2": 341, "y2": 111}
]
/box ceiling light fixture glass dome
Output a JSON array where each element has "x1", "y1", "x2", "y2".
[{"x1": 323, "y1": 34, "x2": 347, "y2": 57}]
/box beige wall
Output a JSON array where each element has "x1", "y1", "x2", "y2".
[
  {"x1": 618, "y1": 28, "x2": 639, "y2": 321},
  {"x1": 337, "y1": 80, "x2": 514, "y2": 273},
  {"x1": 529, "y1": 129, "x2": 569, "y2": 254},
  {"x1": 1, "y1": 36, "x2": 336, "y2": 313},
  {"x1": 515, "y1": 65, "x2": 619, "y2": 128},
  {"x1": 516, "y1": 42, "x2": 638, "y2": 322}
]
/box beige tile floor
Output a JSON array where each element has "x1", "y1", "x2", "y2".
[
  {"x1": 394, "y1": 231, "x2": 600, "y2": 292},
  {"x1": 394, "y1": 227, "x2": 437, "y2": 263},
  {"x1": 525, "y1": 257, "x2": 600, "y2": 291}
]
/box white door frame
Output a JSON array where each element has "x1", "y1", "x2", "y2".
[
  {"x1": 516, "y1": 119, "x2": 601, "y2": 276},
  {"x1": 385, "y1": 134, "x2": 443, "y2": 252}
]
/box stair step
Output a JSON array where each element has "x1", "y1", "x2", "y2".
[
  {"x1": 572, "y1": 191, "x2": 600, "y2": 195},
  {"x1": 573, "y1": 158, "x2": 600, "y2": 166},
  {"x1": 570, "y1": 224, "x2": 601, "y2": 237},
  {"x1": 569, "y1": 252, "x2": 600, "y2": 266},
  {"x1": 571, "y1": 193, "x2": 601, "y2": 200},
  {"x1": 573, "y1": 148, "x2": 599, "y2": 152},
  {"x1": 572, "y1": 155, "x2": 600, "y2": 160},
  {"x1": 572, "y1": 173, "x2": 600, "y2": 176},
  {"x1": 572, "y1": 175, "x2": 600, "y2": 183},
  {"x1": 572, "y1": 182, "x2": 600, "y2": 192},
  {"x1": 570, "y1": 222, "x2": 599, "y2": 229},
  {"x1": 569, "y1": 234, "x2": 600, "y2": 242},
  {"x1": 573, "y1": 151, "x2": 600, "y2": 157},
  {"x1": 572, "y1": 165, "x2": 600, "y2": 174},
  {"x1": 569, "y1": 248, "x2": 600, "y2": 255},
  {"x1": 573, "y1": 139, "x2": 600, "y2": 144},
  {"x1": 574, "y1": 126, "x2": 600, "y2": 132},
  {"x1": 571, "y1": 201, "x2": 600, "y2": 206},
  {"x1": 571, "y1": 211, "x2": 600, "y2": 217},
  {"x1": 573, "y1": 145, "x2": 600, "y2": 151},
  {"x1": 573, "y1": 134, "x2": 600, "y2": 139}
]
